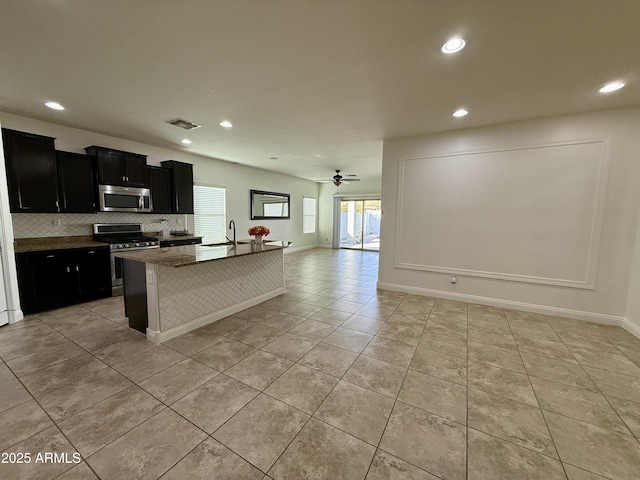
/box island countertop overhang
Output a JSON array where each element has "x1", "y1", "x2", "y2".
[{"x1": 113, "y1": 240, "x2": 291, "y2": 267}]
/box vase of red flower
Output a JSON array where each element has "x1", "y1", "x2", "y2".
[{"x1": 248, "y1": 225, "x2": 270, "y2": 243}]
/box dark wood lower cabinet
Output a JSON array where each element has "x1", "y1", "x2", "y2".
[
  {"x1": 16, "y1": 247, "x2": 111, "y2": 314},
  {"x1": 122, "y1": 259, "x2": 148, "y2": 333}
]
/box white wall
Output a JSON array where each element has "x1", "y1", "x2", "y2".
[
  {"x1": 625, "y1": 208, "x2": 640, "y2": 336},
  {"x1": 379, "y1": 107, "x2": 640, "y2": 324},
  {"x1": 0, "y1": 112, "x2": 320, "y2": 251},
  {"x1": 317, "y1": 178, "x2": 381, "y2": 247}
]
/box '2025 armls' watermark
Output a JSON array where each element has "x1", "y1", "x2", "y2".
[{"x1": 2, "y1": 452, "x2": 82, "y2": 464}]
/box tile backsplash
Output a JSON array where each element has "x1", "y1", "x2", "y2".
[{"x1": 12, "y1": 213, "x2": 188, "y2": 238}]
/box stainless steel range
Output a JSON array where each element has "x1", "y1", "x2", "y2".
[{"x1": 93, "y1": 223, "x2": 159, "y2": 296}]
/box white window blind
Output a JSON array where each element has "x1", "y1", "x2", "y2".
[
  {"x1": 193, "y1": 185, "x2": 226, "y2": 244},
  {"x1": 303, "y1": 197, "x2": 316, "y2": 234}
]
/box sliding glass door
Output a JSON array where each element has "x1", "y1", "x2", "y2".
[{"x1": 339, "y1": 199, "x2": 381, "y2": 251}]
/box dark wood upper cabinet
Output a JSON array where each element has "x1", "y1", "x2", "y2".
[
  {"x1": 148, "y1": 166, "x2": 172, "y2": 214},
  {"x1": 56, "y1": 151, "x2": 97, "y2": 213},
  {"x1": 124, "y1": 152, "x2": 149, "y2": 187},
  {"x1": 85, "y1": 146, "x2": 148, "y2": 187},
  {"x1": 2, "y1": 128, "x2": 60, "y2": 213},
  {"x1": 161, "y1": 160, "x2": 194, "y2": 214}
]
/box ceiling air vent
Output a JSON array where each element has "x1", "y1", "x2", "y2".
[{"x1": 167, "y1": 118, "x2": 202, "y2": 130}]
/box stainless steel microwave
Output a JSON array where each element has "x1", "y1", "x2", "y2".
[{"x1": 98, "y1": 184, "x2": 152, "y2": 213}]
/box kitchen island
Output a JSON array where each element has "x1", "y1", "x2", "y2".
[{"x1": 115, "y1": 241, "x2": 290, "y2": 343}]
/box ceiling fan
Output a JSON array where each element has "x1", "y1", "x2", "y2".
[{"x1": 316, "y1": 170, "x2": 361, "y2": 186}]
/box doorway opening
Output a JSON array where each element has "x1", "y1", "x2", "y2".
[{"x1": 339, "y1": 199, "x2": 381, "y2": 251}]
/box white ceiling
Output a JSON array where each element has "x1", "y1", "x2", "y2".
[{"x1": 1, "y1": 1, "x2": 639, "y2": 183}]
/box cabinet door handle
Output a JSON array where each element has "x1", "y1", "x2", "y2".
[
  {"x1": 88, "y1": 250, "x2": 95, "y2": 254},
  {"x1": 66, "y1": 266, "x2": 70, "y2": 273},
  {"x1": 75, "y1": 265, "x2": 79, "y2": 272},
  {"x1": 46, "y1": 254, "x2": 55, "y2": 258},
  {"x1": 122, "y1": 175, "x2": 126, "y2": 181}
]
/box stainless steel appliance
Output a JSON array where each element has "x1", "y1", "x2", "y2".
[
  {"x1": 98, "y1": 184, "x2": 152, "y2": 213},
  {"x1": 93, "y1": 223, "x2": 159, "y2": 296}
]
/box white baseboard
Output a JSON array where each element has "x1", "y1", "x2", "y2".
[
  {"x1": 376, "y1": 282, "x2": 624, "y2": 327},
  {"x1": 146, "y1": 287, "x2": 285, "y2": 344},
  {"x1": 6, "y1": 309, "x2": 24, "y2": 324},
  {"x1": 622, "y1": 318, "x2": 640, "y2": 340}
]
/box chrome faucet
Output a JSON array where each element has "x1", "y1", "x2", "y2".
[{"x1": 227, "y1": 220, "x2": 237, "y2": 245}]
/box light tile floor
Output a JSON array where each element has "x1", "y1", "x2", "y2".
[{"x1": 1, "y1": 248, "x2": 640, "y2": 479}]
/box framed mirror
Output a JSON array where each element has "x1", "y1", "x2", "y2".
[{"x1": 250, "y1": 189, "x2": 290, "y2": 219}]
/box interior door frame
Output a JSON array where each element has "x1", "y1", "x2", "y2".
[{"x1": 0, "y1": 120, "x2": 25, "y2": 324}]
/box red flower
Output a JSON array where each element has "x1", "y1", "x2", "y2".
[{"x1": 248, "y1": 225, "x2": 270, "y2": 236}]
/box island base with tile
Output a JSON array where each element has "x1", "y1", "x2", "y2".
[{"x1": 117, "y1": 242, "x2": 290, "y2": 343}]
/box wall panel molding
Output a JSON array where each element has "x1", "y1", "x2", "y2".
[{"x1": 394, "y1": 139, "x2": 610, "y2": 289}]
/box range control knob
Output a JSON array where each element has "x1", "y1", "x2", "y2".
[
  {"x1": 124, "y1": 243, "x2": 130, "y2": 248},
  {"x1": 116, "y1": 244, "x2": 123, "y2": 249},
  {"x1": 135, "y1": 242, "x2": 140, "y2": 247}
]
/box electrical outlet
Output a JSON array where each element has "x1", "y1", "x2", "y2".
[{"x1": 147, "y1": 271, "x2": 154, "y2": 285}]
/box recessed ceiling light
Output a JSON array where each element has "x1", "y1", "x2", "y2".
[
  {"x1": 441, "y1": 37, "x2": 466, "y2": 54},
  {"x1": 180, "y1": 138, "x2": 192, "y2": 145},
  {"x1": 452, "y1": 108, "x2": 469, "y2": 117},
  {"x1": 599, "y1": 81, "x2": 625, "y2": 93},
  {"x1": 45, "y1": 101, "x2": 65, "y2": 110},
  {"x1": 219, "y1": 121, "x2": 233, "y2": 128}
]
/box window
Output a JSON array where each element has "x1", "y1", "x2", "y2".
[
  {"x1": 303, "y1": 197, "x2": 316, "y2": 234},
  {"x1": 193, "y1": 185, "x2": 226, "y2": 244}
]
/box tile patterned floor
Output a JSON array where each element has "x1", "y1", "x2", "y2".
[{"x1": 1, "y1": 248, "x2": 640, "y2": 479}]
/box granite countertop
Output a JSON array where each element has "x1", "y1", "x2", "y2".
[
  {"x1": 14, "y1": 236, "x2": 108, "y2": 253},
  {"x1": 113, "y1": 240, "x2": 292, "y2": 267},
  {"x1": 156, "y1": 234, "x2": 203, "y2": 242}
]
